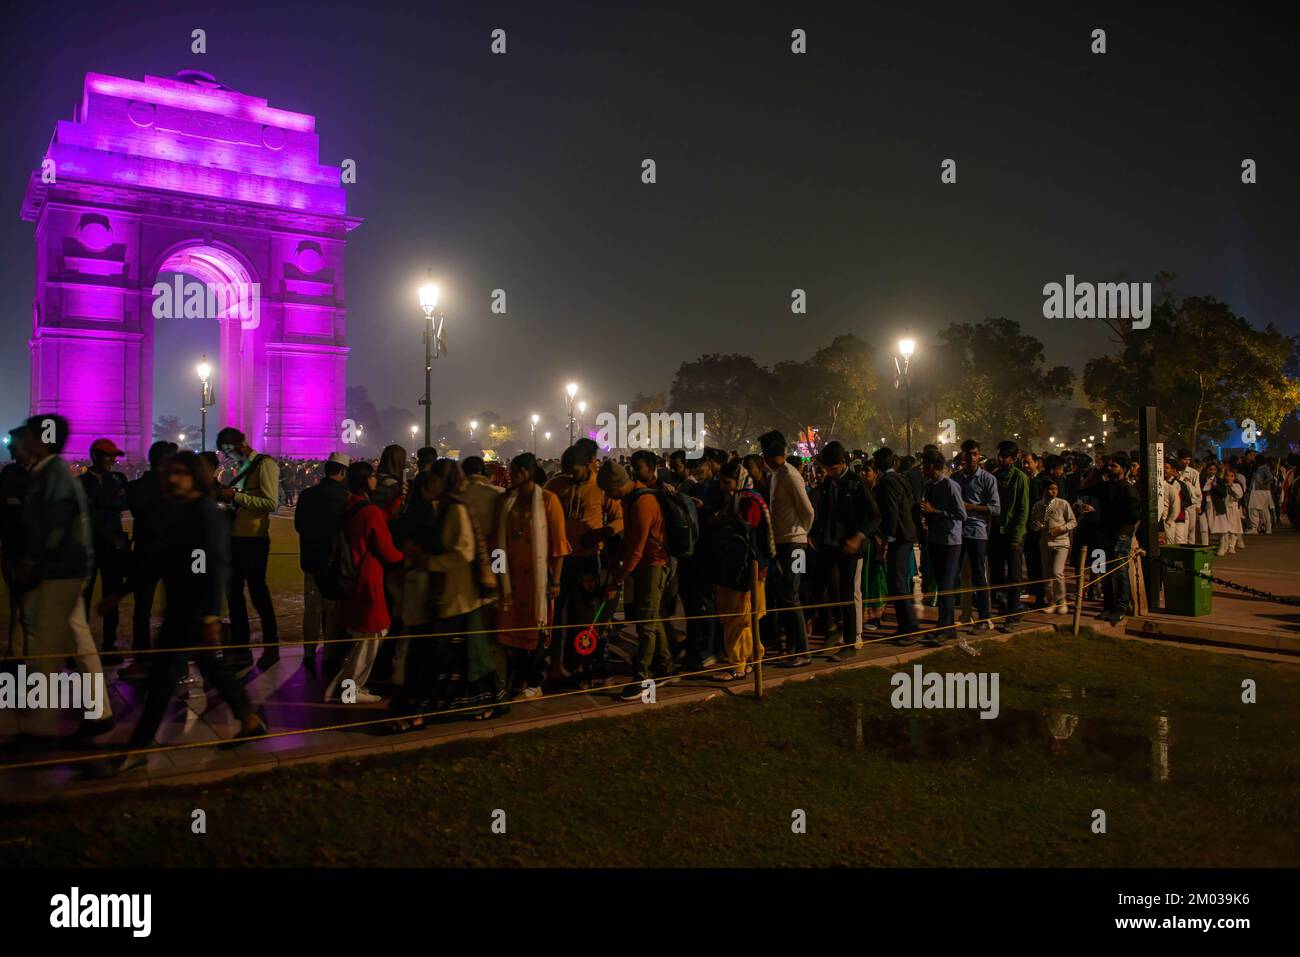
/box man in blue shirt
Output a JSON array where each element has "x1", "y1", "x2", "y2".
[
  {"x1": 954, "y1": 439, "x2": 1000, "y2": 633},
  {"x1": 918, "y1": 449, "x2": 967, "y2": 645}
]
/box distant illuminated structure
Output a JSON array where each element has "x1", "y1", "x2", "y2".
[{"x1": 21, "y1": 70, "x2": 361, "y2": 459}]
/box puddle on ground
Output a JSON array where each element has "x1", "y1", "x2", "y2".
[{"x1": 851, "y1": 705, "x2": 1171, "y2": 784}]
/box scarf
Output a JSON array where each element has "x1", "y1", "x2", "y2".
[{"x1": 496, "y1": 483, "x2": 549, "y2": 628}]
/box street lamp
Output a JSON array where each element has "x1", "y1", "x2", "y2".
[
  {"x1": 577, "y1": 400, "x2": 587, "y2": 439},
  {"x1": 410, "y1": 424, "x2": 419, "y2": 450},
  {"x1": 531, "y1": 413, "x2": 540, "y2": 453},
  {"x1": 895, "y1": 338, "x2": 916, "y2": 457},
  {"x1": 417, "y1": 272, "x2": 444, "y2": 450},
  {"x1": 565, "y1": 382, "x2": 578, "y2": 446},
  {"x1": 469, "y1": 419, "x2": 478, "y2": 441},
  {"x1": 196, "y1": 358, "x2": 213, "y2": 451}
]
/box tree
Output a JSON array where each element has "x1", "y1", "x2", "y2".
[
  {"x1": 1083, "y1": 294, "x2": 1300, "y2": 451},
  {"x1": 153, "y1": 414, "x2": 198, "y2": 443},
  {"x1": 928, "y1": 318, "x2": 1073, "y2": 446},
  {"x1": 769, "y1": 334, "x2": 878, "y2": 451},
  {"x1": 669, "y1": 353, "x2": 774, "y2": 451}
]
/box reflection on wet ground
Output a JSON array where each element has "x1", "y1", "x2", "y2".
[{"x1": 852, "y1": 687, "x2": 1171, "y2": 784}]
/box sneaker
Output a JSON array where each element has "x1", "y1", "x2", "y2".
[
  {"x1": 1055, "y1": 603, "x2": 1071, "y2": 614},
  {"x1": 520, "y1": 686, "x2": 544, "y2": 699},
  {"x1": 619, "y1": 681, "x2": 645, "y2": 700},
  {"x1": 778, "y1": 655, "x2": 814, "y2": 668},
  {"x1": 967, "y1": 620, "x2": 994, "y2": 633},
  {"x1": 893, "y1": 633, "x2": 923, "y2": 647},
  {"x1": 827, "y1": 647, "x2": 858, "y2": 663},
  {"x1": 863, "y1": 620, "x2": 882, "y2": 632}
]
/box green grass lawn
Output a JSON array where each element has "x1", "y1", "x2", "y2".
[{"x1": 2, "y1": 629, "x2": 1297, "y2": 867}]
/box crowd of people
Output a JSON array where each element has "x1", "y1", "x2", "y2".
[{"x1": 2, "y1": 410, "x2": 1297, "y2": 776}]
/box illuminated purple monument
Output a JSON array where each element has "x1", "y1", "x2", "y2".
[{"x1": 21, "y1": 70, "x2": 361, "y2": 460}]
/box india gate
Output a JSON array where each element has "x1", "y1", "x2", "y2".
[{"x1": 20, "y1": 70, "x2": 360, "y2": 460}]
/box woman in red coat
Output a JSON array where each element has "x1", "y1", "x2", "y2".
[{"x1": 324, "y1": 461, "x2": 405, "y2": 703}]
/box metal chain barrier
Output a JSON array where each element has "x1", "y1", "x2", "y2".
[{"x1": 1149, "y1": 553, "x2": 1300, "y2": 607}]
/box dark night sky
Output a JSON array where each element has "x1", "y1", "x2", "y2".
[{"x1": 2, "y1": 0, "x2": 1297, "y2": 443}]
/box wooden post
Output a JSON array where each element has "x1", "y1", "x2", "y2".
[
  {"x1": 751, "y1": 560, "x2": 763, "y2": 700},
  {"x1": 1131, "y1": 548, "x2": 1147, "y2": 617},
  {"x1": 1072, "y1": 545, "x2": 1087, "y2": 636}
]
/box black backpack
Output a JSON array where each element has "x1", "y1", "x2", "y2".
[
  {"x1": 710, "y1": 507, "x2": 757, "y2": 591},
  {"x1": 630, "y1": 486, "x2": 700, "y2": 559},
  {"x1": 316, "y1": 502, "x2": 365, "y2": 600}
]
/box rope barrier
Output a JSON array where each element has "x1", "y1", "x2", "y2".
[
  {"x1": 0, "y1": 555, "x2": 1139, "y2": 774},
  {"x1": 0, "y1": 555, "x2": 1136, "y2": 664}
]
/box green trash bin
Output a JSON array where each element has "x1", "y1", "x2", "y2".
[{"x1": 1161, "y1": 544, "x2": 1214, "y2": 616}]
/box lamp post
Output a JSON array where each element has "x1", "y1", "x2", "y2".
[
  {"x1": 469, "y1": 419, "x2": 478, "y2": 442},
  {"x1": 565, "y1": 382, "x2": 578, "y2": 446},
  {"x1": 896, "y1": 338, "x2": 916, "y2": 457},
  {"x1": 577, "y1": 400, "x2": 587, "y2": 441},
  {"x1": 418, "y1": 273, "x2": 443, "y2": 450},
  {"x1": 196, "y1": 358, "x2": 213, "y2": 451},
  {"x1": 531, "y1": 413, "x2": 540, "y2": 454}
]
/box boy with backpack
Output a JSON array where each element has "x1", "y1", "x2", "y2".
[{"x1": 598, "y1": 459, "x2": 694, "y2": 699}]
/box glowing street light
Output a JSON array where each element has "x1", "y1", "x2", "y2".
[
  {"x1": 469, "y1": 419, "x2": 478, "y2": 440},
  {"x1": 196, "y1": 357, "x2": 213, "y2": 451},
  {"x1": 417, "y1": 271, "x2": 445, "y2": 449},
  {"x1": 531, "y1": 413, "x2": 540, "y2": 453},
  {"x1": 895, "y1": 338, "x2": 916, "y2": 456},
  {"x1": 565, "y1": 382, "x2": 579, "y2": 445}
]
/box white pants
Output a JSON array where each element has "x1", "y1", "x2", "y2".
[
  {"x1": 1040, "y1": 543, "x2": 1069, "y2": 606},
  {"x1": 21, "y1": 577, "x2": 113, "y2": 731},
  {"x1": 324, "y1": 630, "x2": 385, "y2": 701},
  {"x1": 1247, "y1": 504, "x2": 1273, "y2": 534},
  {"x1": 1216, "y1": 532, "x2": 1240, "y2": 555}
]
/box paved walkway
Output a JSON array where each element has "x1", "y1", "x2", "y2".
[
  {"x1": 1130, "y1": 527, "x2": 1300, "y2": 653},
  {"x1": 0, "y1": 599, "x2": 1080, "y2": 804}
]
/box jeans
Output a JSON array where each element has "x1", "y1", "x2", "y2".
[
  {"x1": 988, "y1": 534, "x2": 1023, "y2": 621},
  {"x1": 84, "y1": 541, "x2": 126, "y2": 650},
  {"x1": 130, "y1": 551, "x2": 162, "y2": 653},
  {"x1": 1102, "y1": 532, "x2": 1133, "y2": 614},
  {"x1": 885, "y1": 540, "x2": 919, "y2": 636},
  {"x1": 226, "y1": 536, "x2": 277, "y2": 661},
  {"x1": 930, "y1": 543, "x2": 961, "y2": 638},
  {"x1": 959, "y1": 537, "x2": 990, "y2": 622},
  {"x1": 21, "y1": 577, "x2": 112, "y2": 733},
  {"x1": 303, "y1": 570, "x2": 343, "y2": 661},
  {"x1": 628, "y1": 563, "x2": 672, "y2": 679},
  {"x1": 762, "y1": 542, "x2": 809, "y2": 655}
]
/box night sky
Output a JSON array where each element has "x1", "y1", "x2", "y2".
[{"x1": 2, "y1": 0, "x2": 1296, "y2": 445}]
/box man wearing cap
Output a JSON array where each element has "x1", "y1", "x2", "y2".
[
  {"x1": 597, "y1": 459, "x2": 674, "y2": 699},
  {"x1": 80, "y1": 437, "x2": 130, "y2": 661},
  {"x1": 17, "y1": 415, "x2": 114, "y2": 737},
  {"x1": 294, "y1": 453, "x2": 350, "y2": 672}
]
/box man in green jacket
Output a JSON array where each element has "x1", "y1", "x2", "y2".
[{"x1": 990, "y1": 440, "x2": 1030, "y2": 633}]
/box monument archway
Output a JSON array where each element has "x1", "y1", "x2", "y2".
[{"x1": 21, "y1": 70, "x2": 361, "y2": 460}]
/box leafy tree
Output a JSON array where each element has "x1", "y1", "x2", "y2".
[
  {"x1": 769, "y1": 334, "x2": 878, "y2": 450},
  {"x1": 928, "y1": 318, "x2": 1073, "y2": 446},
  {"x1": 669, "y1": 353, "x2": 774, "y2": 451},
  {"x1": 1083, "y1": 294, "x2": 1300, "y2": 451},
  {"x1": 153, "y1": 414, "x2": 198, "y2": 443}
]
